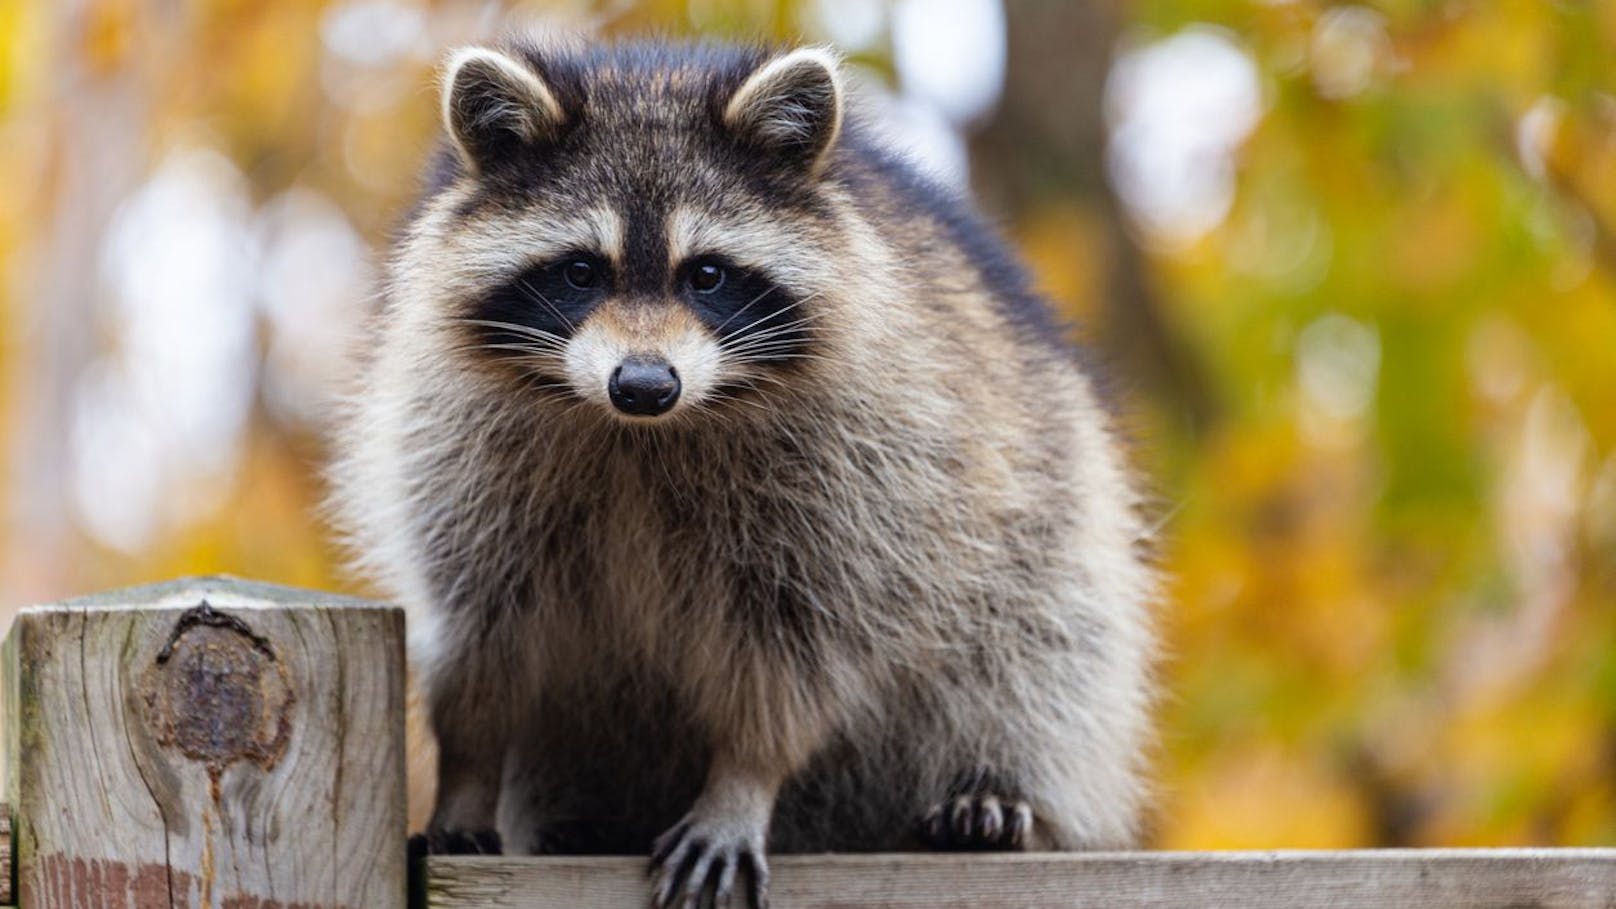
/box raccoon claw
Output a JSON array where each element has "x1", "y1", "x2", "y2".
[
  {"x1": 412, "y1": 826, "x2": 503, "y2": 856},
  {"x1": 649, "y1": 817, "x2": 769, "y2": 909},
  {"x1": 920, "y1": 794, "x2": 1033, "y2": 851}
]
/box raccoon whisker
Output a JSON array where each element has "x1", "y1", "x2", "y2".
[
  {"x1": 515, "y1": 279, "x2": 577, "y2": 333},
  {"x1": 723, "y1": 330, "x2": 818, "y2": 352},
  {"x1": 717, "y1": 299, "x2": 820, "y2": 344},
  {"x1": 554, "y1": 398, "x2": 596, "y2": 427},
  {"x1": 455, "y1": 338, "x2": 570, "y2": 361},
  {"x1": 694, "y1": 391, "x2": 738, "y2": 414},
  {"x1": 725, "y1": 349, "x2": 834, "y2": 366},
  {"x1": 477, "y1": 333, "x2": 568, "y2": 353},
  {"x1": 711, "y1": 375, "x2": 790, "y2": 414},
  {"x1": 457, "y1": 316, "x2": 566, "y2": 337},
  {"x1": 508, "y1": 362, "x2": 576, "y2": 395},
  {"x1": 721, "y1": 310, "x2": 824, "y2": 348},
  {"x1": 723, "y1": 320, "x2": 819, "y2": 350},
  {"x1": 704, "y1": 388, "x2": 772, "y2": 417},
  {"x1": 765, "y1": 291, "x2": 823, "y2": 315},
  {"x1": 723, "y1": 382, "x2": 781, "y2": 405},
  {"x1": 469, "y1": 343, "x2": 568, "y2": 360},
  {"x1": 503, "y1": 360, "x2": 569, "y2": 382},
  {"x1": 515, "y1": 372, "x2": 556, "y2": 398},
  {"x1": 717, "y1": 295, "x2": 824, "y2": 346},
  {"x1": 713, "y1": 285, "x2": 779, "y2": 335},
  {"x1": 733, "y1": 370, "x2": 795, "y2": 394},
  {"x1": 723, "y1": 355, "x2": 823, "y2": 370},
  {"x1": 705, "y1": 398, "x2": 772, "y2": 427},
  {"x1": 1141, "y1": 499, "x2": 1184, "y2": 541},
  {"x1": 692, "y1": 375, "x2": 777, "y2": 414},
  {"x1": 720, "y1": 333, "x2": 816, "y2": 360},
  {"x1": 457, "y1": 318, "x2": 571, "y2": 347},
  {"x1": 738, "y1": 388, "x2": 783, "y2": 414},
  {"x1": 449, "y1": 344, "x2": 566, "y2": 368},
  {"x1": 468, "y1": 351, "x2": 568, "y2": 374}
]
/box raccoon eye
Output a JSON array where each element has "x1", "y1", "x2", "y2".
[
  {"x1": 563, "y1": 259, "x2": 601, "y2": 290},
  {"x1": 689, "y1": 262, "x2": 726, "y2": 293}
]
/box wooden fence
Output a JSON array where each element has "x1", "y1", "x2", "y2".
[{"x1": 1, "y1": 576, "x2": 1612, "y2": 908}]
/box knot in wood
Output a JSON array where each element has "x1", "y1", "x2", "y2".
[{"x1": 143, "y1": 601, "x2": 295, "y2": 778}]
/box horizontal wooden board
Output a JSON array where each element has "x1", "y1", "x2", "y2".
[{"x1": 426, "y1": 849, "x2": 1616, "y2": 909}]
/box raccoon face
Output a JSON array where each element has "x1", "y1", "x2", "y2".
[{"x1": 412, "y1": 43, "x2": 853, "y2": 423}]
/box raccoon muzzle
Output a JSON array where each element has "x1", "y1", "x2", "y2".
[{"x1": 609, "y1": 355, "x2": 682, "y2": 416}]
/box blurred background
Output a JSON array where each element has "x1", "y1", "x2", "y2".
[{"x1": 1, "y1": 0, "x2": 1614, "y2": 849}]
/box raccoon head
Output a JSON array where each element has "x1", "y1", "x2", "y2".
[{"x1": 402, "y1": 42, "x2": 868, "y2": 424}]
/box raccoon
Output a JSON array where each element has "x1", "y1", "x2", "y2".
[{"x1": 329, "y1": 38, "x2": 1155, "y2": 908}]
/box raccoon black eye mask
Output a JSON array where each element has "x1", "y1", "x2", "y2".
[
  {"x1": 330, "y1": 38, "x2": 1154, "y2": 909},
  {"x1": 676, "y1": 259, "x2": 812, "y2": 350},
  {"x1": 472, "y1": 250, "x2": 809, "y2": 398}
]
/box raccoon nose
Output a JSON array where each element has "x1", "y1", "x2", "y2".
[{"x1": 608, "y1": 357, "x2": 681, "y2": 416}]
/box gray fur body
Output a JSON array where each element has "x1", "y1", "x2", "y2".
[{"x1": 329, "y1": 37, "x2": 1153, "y2": 904}]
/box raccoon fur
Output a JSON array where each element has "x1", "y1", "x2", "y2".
[{"x1": 329, "y1": 38, "x2": 1154, "y2": 908}]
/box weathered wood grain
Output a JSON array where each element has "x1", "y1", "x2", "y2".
[
  {"x1": 426, "y1": 849, "x2": 1616, "y2": 909},
  {"x1": 0, "y1": 576, "x2": 407, "y2": 909},
  {"x1": 1, "y1": 802, "x2": 11, "y2": 905}
]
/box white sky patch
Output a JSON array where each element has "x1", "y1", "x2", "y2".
[
  {"x1": 1515, "y1": 95, "x2": 1565, "y2": 182},
  {"x1": 1106, "y1": 26, "x2": 1263, "y2": 250},
  {"x1": 892, "y1": 0, "x2": 1006, "y2": 126},
  {"x1": 71, "y1": 362, "x2": 166, "y2": 556},
  {"x1": 78, "y1": 149, "x2": 258, "y2": 551},
  {"x1": 1309, "y1": 5, "x2": 1390, "y2": 101},
  {"x1": 1490, "y1": 386, "x2": 1590, "y2": 684},
  {"x1": 255, "y1": 188, "x2": 374, "y2": 427},
  {"x1": 319, "y1": 0, "x2": 432, "y2": 113},
  {"x1": 1296, "y1": 312, "x2": 1380, "y2": 426},
  {"x1": 807, "y1": 0, "x2": 887, "y2": 51},
  {"x1": 320, "y1": 0, "x2": 430, "y2": 68},
  {"x1": 1226, "y1": 196, "x2": 1333, "y2": 293},
  {"x1": 1510, "y1": 387, "x2": 1590, "y2": 549}
]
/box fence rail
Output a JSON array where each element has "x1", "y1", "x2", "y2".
[
  {"x1": 424, "y1": 850, "x2": 1616, "y2": 909},
  {"x1": 1, "y1": 577, "x2": 1613, "y2": 909}
]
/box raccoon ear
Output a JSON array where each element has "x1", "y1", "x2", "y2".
[
  {"x1": 441, "y1": 47, "x2": 565, "y2": 174},
  {"x1": 724, "y1": 47, "x2": 844, "y2": 170}
]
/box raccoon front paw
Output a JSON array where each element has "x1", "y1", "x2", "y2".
[
  {"x1": 919, "y1": 793, "x2": 1034, "y2": 851},
  {"x1": 409, "y1": 825, "x2": 503, "y2": 856},
  {"x1": 648, "y1": 814, "x2": 770, "y2": 909}
]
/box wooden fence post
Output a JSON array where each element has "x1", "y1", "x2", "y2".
[
  {"x1": 1, "y1": 803, "x2": 11, "y2": 905},
  {"x1": 0, "y1": 576, "x2": 406, "y2": 909}
]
